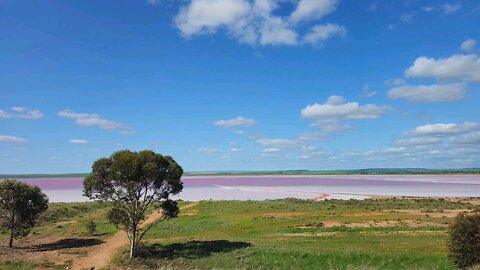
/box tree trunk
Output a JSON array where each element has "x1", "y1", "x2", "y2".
[
  {"x1": 129, "y1": 225, "x2": 137, "y2": 259},
  {"x1": 9, "y1": 228, "x2": 13, "y2": 248}
]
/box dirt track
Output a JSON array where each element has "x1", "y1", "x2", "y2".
[{"x1": 71, "y1": 202, "x2": 198, "y2": 270}]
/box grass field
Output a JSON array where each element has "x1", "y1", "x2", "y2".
[
  {"x1": 1, "y1": 198, "x2": 477, "y2": 269},
  {"x1": 117, "y1": 198, "x2": 474, "y2": 269}
]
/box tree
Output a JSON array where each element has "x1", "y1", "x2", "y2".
[
  {"x1": 83, "y1": 150, "x2": 183, "y2": 258},
  {"x1": 448, "y1": 211, "x2": 480, "y2": 269},
  {"x1": 0, "y1": 179, "x2": 49, "y2": 248}
]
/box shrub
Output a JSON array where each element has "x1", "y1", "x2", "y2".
[
  {"x1": 448, "y1": 212, "x2": 480, "y2": 269},
  {"x1": 85, "y1": 221, "x2": 97, "y2": 235}
]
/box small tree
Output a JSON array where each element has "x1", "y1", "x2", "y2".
[
  {"x1": 83, "y1": 150, "x2": 183, "y2": 258},
  {"x1": 0, "y1": 179, "x2": 49, "y2": 248},
  {"x1": 85, "y1": 221, "x2": 97, "y2": 235},
  {"x1": 448, "y1": 211, "x2": 480, "y2": 269}
]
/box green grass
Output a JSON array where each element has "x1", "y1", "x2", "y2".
[
  {"x1": 0, "y1": 260, "x2": 38, "y2": 270},
  {"x1": 0, "y1": 201, "x2": 116, "y2": 241},
  {"x1": 114, "y1": 198, "x2": 474, "y2": 269}
]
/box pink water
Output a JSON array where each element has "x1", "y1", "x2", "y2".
[{"x1": 3, "y1": 175, "x2": 480, "y2": 202}]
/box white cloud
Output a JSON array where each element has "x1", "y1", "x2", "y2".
[
  {"x1": 230, "y1": 147, "x2": 243, "y2": 152},
  {"x1": 0, "y1": 107, "x2": 43, "y2": 119},
  {"x1": 290, "y1": 0, "x2": 338, "y2": 23},
  {"x1": 461, "y1": 38, "x2": 477, "y2": 52},
  {"x1": 443, "y1": 3, "x2": 461, "y2": 14},
  {"x1": 405, "y1": 53, "x2": 480, "y2": 82},
  {"x1": 214, "y1": 116, "x2": 256, "y2": 127},
  {"x1": 233, "y1": 130, "x2": 246, "y2": 135},
  {"x1": 0, "y1": 135, "x2": 28, "y2": 144},
  {"x1": 301, "y1": 95, "x2": 391, "y2": 120},
  {"x1": 422, "y1": 6, "x2": 435, "y2": 12},
  {"x1": 146, "y1": 0, "x2": 161, "y2": 6},
  {"x1": 408, "y1": 122, "x2": 479, "y2": 136},
  {"x1": 400, "y1": 13, "x2": 414, "y2": 23},
  {"x1": 396, "y1": 137, "x2": 442, "y2": 146},
  {"x1": 69, "y1": 139, "x2": 90, "y2": 144},
  {"x1": 175, "y1": 0, "x2": 250, "y2": 37},
  {"x1": 262, "y1": 147, "x2": 281, "y2": 153},
  {"x1": 256, "y1": 138, "x2": 299, "y2": 148},
  {"x1": 58, "y1": 109, "x2": 133, "y2": 134},
  {"x1": 174, "y1": 0, "x2": 344, "y2": 46},
  {"x1": 450, "y1": 131, "x2": 480, "y2": 145},
  {"x1": 384, "y1": 78, "x2": 406, "y2": 87},
  {"x1": 303, "y1": 23, "x2": 346, "y2": 45},
  {"x1": 388, "y1": 83, "x2": 466, "y2": 103}
]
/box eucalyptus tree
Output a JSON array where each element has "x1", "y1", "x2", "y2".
[
  {"x1": 0, "y1": 179, "x2": 48, "y2": 248},
  {"x1": 83, "y1": 150, "x2": 183, "y2": 258}
]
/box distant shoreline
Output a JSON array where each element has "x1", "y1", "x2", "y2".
[{"x1": 1, "y1": 169, "x2": 479, "y2": 179}]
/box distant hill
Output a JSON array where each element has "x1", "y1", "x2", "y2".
[{"x1": 2, "y1": 168, "x2": 479, "y2": 179}]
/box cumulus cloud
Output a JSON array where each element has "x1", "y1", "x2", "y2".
[
  {"x1": 290, "y1": 0, "x2": 338, "y2": 23},
  {"x1": 0, "y1": 107, "x2": 43, "y2": 119},
  {"x1": 174, "y1": 0, "x2": 344, "y2": 46},
  {"x1": 214, "y1": 116, "x2": 256, "y2": 127},
  {"x1": 301, "y1": 95, "x2": 391, "y2": 120},
  {"x1": 450, "y1": 131, "x2": 480, "y2": 145},
  {"x1": 461, "y1": 38, "x2": 477, "y2": 52},
  {"x1": 396, "y1": 137, "x2": 442, "y2": 146},
  {"x1": 303, "y1": 23, "x2": 346, "y2": 45},
  {"x1": 58, "y1": 109, "x2": 133, "y2": 134},
  {"x1": 405, "y1": 54, "x2": 480, "y2": 82},
  {"x1": 388, "y1": 83, "x2": 466, "y2": 103},
  {"x1": 408, "y1": 122, "x2": 479, "y2": 136},
  {"x1": 0, "y1": 135, "x2": 28, "y2": 144},
  {"x1": 443, "y1": 3, "x2": 461, "y2": 14},
  {"x1": 69, "y1": 139, "x2": 90, "y2": 144}
]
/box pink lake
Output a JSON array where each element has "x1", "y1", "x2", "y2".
[{"x1": 3, "y1": 175, "x2": 480, "y2": 202}]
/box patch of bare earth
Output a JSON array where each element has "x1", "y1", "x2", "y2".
[
  {"x1": 283, "y1": 232, "x2": 344, "y2": 237},
  {"x1": 386, "y1": 209, "x2": 469, "y2": 218},
  {"x1": 297, "y1": 219, "x2": 448, "y2": 229}
]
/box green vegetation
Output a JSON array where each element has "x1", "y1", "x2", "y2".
[
  {"x1": 0, "y1": 201, "x2": 115, "y2": 241},
  {"x1": 448, "y1": 211, "x2": 480, "y2": 269},
  {"x1": 85, "y1": 221, "x2": 97, "y2": 235},
  {"x1": 0, "y1": 179, "x2": 49, "y2": 247},
  {"x1": 115, "y1": 198, "x2": 475, "y2": 269},
  {"x1": 1, "y1": 198, "x2": 478, "y2": 269},
  {"x1": 0, "y1": 260, "x2": 38, "y2": 270},
  {"x1": 84, "y1": 149, "x2": 184, "y2": 258}
]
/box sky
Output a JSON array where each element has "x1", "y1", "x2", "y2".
[{"x1": 1, "y1": 0, "x2": 479, "y2": 173}]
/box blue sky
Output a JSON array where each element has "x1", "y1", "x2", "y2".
[{"x1": 1, "y1": 0, "x2": 479, "y2": 173}]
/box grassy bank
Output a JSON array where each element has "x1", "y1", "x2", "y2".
[
  {"x1": 116, "y1": 198, "x2": 474, "y2": 269},
  {"x1": 1, "y1": 198, "x2": 477, "y2": 269}
]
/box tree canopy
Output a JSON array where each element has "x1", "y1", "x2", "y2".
[
  {"x1": 0, "y1": 179, "x2": 49, "y2": 248},
  {"x1": 83, "y1": 150, "x2": 183, "y2": 258}
]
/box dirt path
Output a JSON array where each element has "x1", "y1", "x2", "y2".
[{"x1": 72, "y1": 202, "x2": 199, "y2": 270}]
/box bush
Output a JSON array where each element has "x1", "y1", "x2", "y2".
[
  {"x1": 448, "y1": 212, "x2": 480, "y2": 269},
  {"x1": 85, "y1": 221, "x2": 97, "y2": 235}
]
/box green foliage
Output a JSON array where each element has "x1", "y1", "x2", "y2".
[
  {"x1": 85, "y1": 221, "x2": 97, "y2": 235},
  {"x1": 83, "y1": 150, "x2": 183, "y2": 258},
  {"x1": 448, "y1": 212, "x2": 480, "y2": 269},
  {"x1": 0, "y1": 179, "x2": 49, "y2": 247}
]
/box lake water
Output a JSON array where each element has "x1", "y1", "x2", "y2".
[{"x1": 4, "y1": 175, "x2": 480, "y2": 202}]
